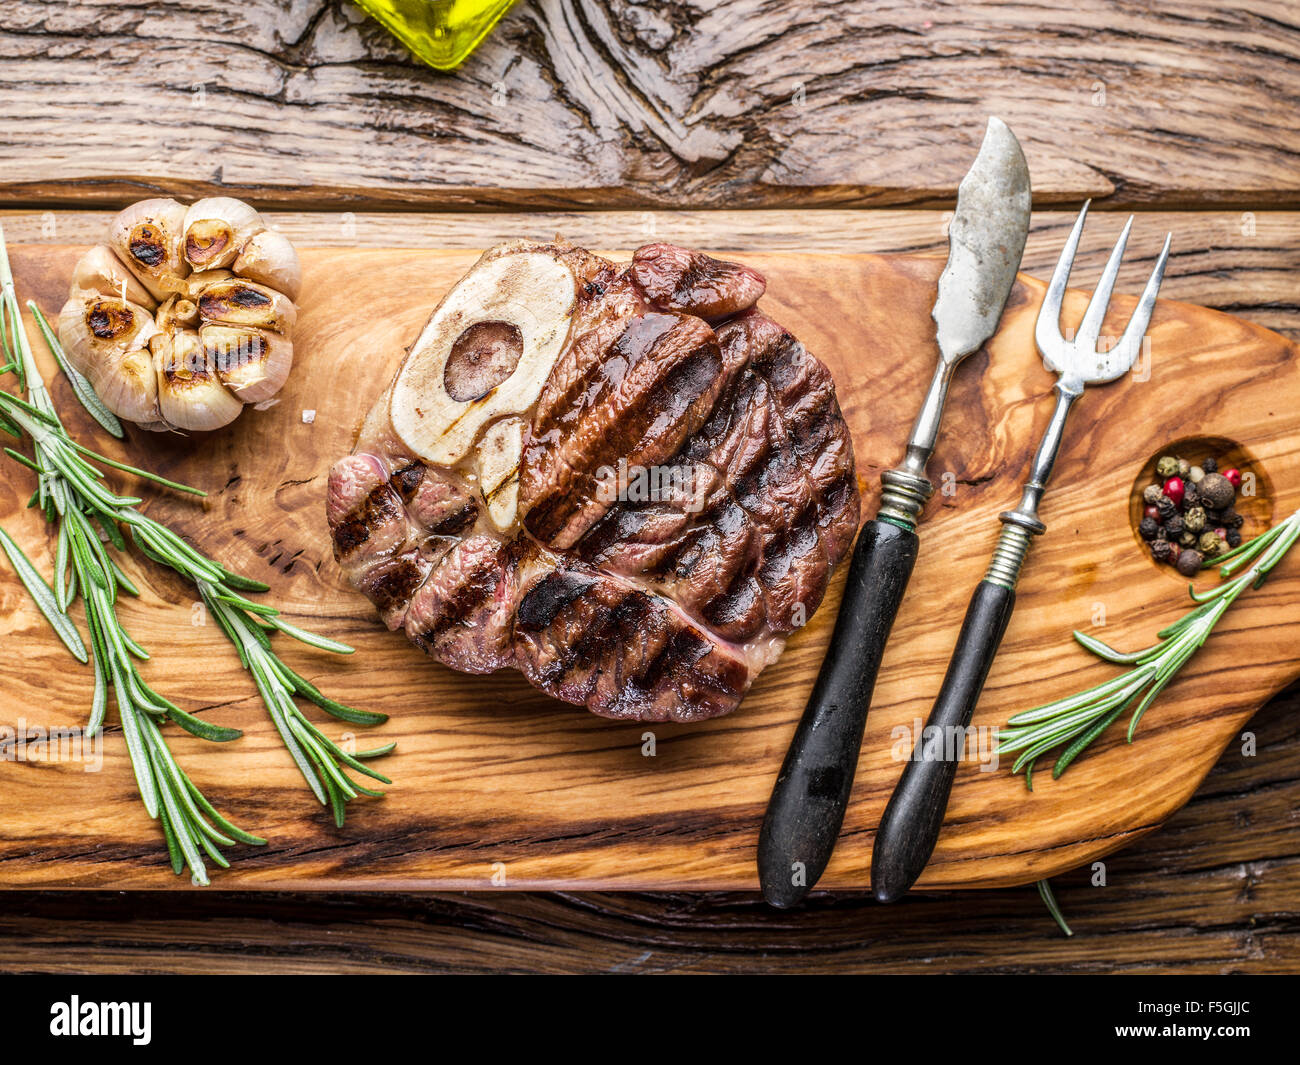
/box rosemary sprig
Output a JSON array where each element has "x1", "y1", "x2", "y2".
[
  {"x1": 0, "y1": 221, "x2": 392, "y2": 879},
  {"x1": 1000, "y1": 508, "x2": 1300, "y2": 786}
]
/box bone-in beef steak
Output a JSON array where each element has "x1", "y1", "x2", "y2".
[{"x1": 326, "y1": 240, "x2": 860, "y2": 722}]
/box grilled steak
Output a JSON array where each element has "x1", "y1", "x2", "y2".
[{"x1": 326, "y1": 241, "x2": 860, "y2": 722}]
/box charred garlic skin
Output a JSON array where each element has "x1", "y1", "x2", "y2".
[{"x1": 60, "y1": 197, "x2": 299, "y2": 432}]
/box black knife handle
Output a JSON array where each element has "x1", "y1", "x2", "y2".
[
  {"x1": 758, "y1": 518, "x2": 919, "y2": 908},
  {"x1": 871, "y1": 578, "x2": 1017, "y2": 903}
]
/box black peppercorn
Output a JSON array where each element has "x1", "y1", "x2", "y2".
[
  {"x1": 1199, "y1": 472, "x2": 1235, "y2": 510},
  {"x1": 1223, "y1": 508, "x2": 1244, "y2": 529},
  {"x1": 1139, "y1": 516, "x2": 1159, "y2": 540},
  {"x1": 1227, "y1": 528, "x2": 1242, "y2": 548},
  {"x1": 1157, "y1": 497, "x2": 1177, "y2": 523},
  {"x1": 1165, "y1": 514, "x2": 1184, "y2": 538},
  {"x1": 1176, "y1": 548, "x2": 1203, "y2": 577},
  {"x1": 1203, "y1": 457, "x2": 1218, "y2": 474},
  {"x1": 1182, "y1": 482, "x2": 1200, "y2": 509},
  {"x1": 1151, "y1": 539, "x2": 1174, "y2": 564}
]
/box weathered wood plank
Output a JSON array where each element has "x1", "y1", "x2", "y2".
[
  {"x1": 0, "y1": 1, "x2": 1297, "y2": 209},
  {"x1": 4, "y1": 208, "x2": 1297, "y2": 340},
  {"x1": 0, "y1": 683, "x2": 1296, "y2": 973}
]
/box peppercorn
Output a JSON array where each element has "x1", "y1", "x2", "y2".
[
  {"x1": 1156, "y1": 455, "x2": 1180, "y2": 479},
  {"x1": 1227, "y1": 528, "x2": 1242, "y2": 548},
  {"x1": 1176, "y1": 548, "x2": 1203, "y2": 577},
  {"x1": 1165, "y1": 514, "x2": 1184, "y2": 538},
  {"x1": 1139, "y1": 516, "x2": 1159, "y2": 541},
  {"x1": 1178, "y1": 458, "x2": 1191, "y2": 477},
  {"x1": 1151, "y1": 539, "x2": 1174, "y2": 564},
  {"x1": 1199, "y1": 531, "x2": 1224, "y2": 557},
  {"x1": 1183, "y1": 482, "x2": 1201, "y2": 509},
  {"x1": 1224, "y1": 467, "x2": 1243, "y2": 489},
  {"x1": 1155, "y1": 525, "x2": 1169, "y2": 541},
  {"x1": 1143, "y1": 483, "x2": 1165, "y2": 505},
  {"x1": 1183, "y1": 505, "x2": 1207, "y2": 533},
  {"x1": 1157, "y1": 497, "x2": 1178, "y2": 523},
  {"x1": 1199, "y1": 472, "x2": 1235, "y2": 509},
  {"x1": 1189, "y1": 465, "x2": 1205, "y2": 484},
  {"x1": 1202, "y1": 457, "x2": 1218, "y2": 474},
  {"x1": 1163, "y1": 476, "x2": 1186, "y2": 507},
  {"x1": 1215, "y1": 507, "x2": 1244, "y2": 529},
  {"x1": 1180, "y1": 530, "x2": 1198, "y2": 547}
]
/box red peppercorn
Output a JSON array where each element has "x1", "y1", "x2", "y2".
[
  {"x1": 1163, "y1": 476, "x2": 1185, "y2": 507},
  {"x1": 1216, "y1": 527, "x2": 1227, "y2": 538},
  {"x1": 1224, "y1": 468, "x2": 1242, "y2": 489},
  {"x1": 1144, "y1": 504, "x2": 1161, "y2": 522}
]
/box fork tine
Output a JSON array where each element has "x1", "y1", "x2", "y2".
[
  {"x1": 1034, "y1": 201, "x2": 1090, "y2": 357},
  {"x1": 1075, "y1": 215, "x2": 1133, "y2": 351},
  {"x1": 1108, "y1": 232, "x2": 1172, "y2": 372}
]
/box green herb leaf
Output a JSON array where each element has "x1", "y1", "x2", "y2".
[{"x1": 0, "y1": 526, "x2": 87, "y2": 662}]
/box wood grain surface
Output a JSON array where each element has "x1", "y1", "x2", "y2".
[
  {"x1": 1, "y1": 0, "x2": 1297, "y2": 975},
  {"x1": 1, "y1": 1, "x2": 1298, "y2": 210},
  {"x1": 2, "y1": 242, "x2": 1297, "y2": 893}
]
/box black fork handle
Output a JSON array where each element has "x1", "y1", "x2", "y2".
[
  {"x1": 870, "y1": 578, "x2": 1017, "y2": 902},
  {"x1": 758, "y1": 518, "x2": 919, "y2": 908}
]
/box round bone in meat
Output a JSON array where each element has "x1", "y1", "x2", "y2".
[{"x1": 389, "y1": 250, "x2": 577, "y2": 476}]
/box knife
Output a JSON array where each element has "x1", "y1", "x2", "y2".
[{"x1": 757, "y1": 116, "x2": 1032, "y2": 908}]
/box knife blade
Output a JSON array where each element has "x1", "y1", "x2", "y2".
[{"x1": 757, "y1": 116, "x2": 1031, "y2": 908}]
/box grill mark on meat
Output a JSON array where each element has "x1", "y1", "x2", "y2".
[
  {"x1": 428, "y1": 503, "x2": 477, "y2": 536},
  {"x1": 390, "y1": 461, "x2": 425, "y2": 502},
  {"x1": 334, "y1": 483, "x2": 402, "y2": 557},
  {"x1": 421, "y1": 564, "x2": 499, "y2": 640},
  {"x1": 363, "y1": 554, "x2": 429, "y2": 627},
  {"x1": 516, "y1": 570, "x2": 599, "y2": 632},
  {"x1": 522, "y1": 312, "x2": 723, "y2": 547}
]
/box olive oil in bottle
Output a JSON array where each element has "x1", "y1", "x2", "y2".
[{"x1": 353, "y1": 0, "x2": 515, "y2": 70}]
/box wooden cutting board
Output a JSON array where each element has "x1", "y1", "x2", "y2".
[{"x1": 1, "y1": 245, "x2": 1297, "y2": 892}]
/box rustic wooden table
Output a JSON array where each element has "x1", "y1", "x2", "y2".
[{"x1": 1, "y1": 0, "x2": 1297, "y2": 973}]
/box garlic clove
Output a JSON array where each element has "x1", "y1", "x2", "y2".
[
  {"x1": 96, "y1": 348, "x2": 164, "y2": 427},
  {"x1": 154, "y1": 329, "x2": 244, "y2": 432},
  {"x1": 182, "y1": 197, "x2": 265, "y2": 271},
  {"x1": 70, "y1": 245, "x2": 158, "y2": 310},
  {"x1": 197, "y1": 278, "x2": 295, "y2": 335},
  {"x1": 58, "y1": 294, "x2": 159, "y2": 378},
  {"x1": 232, "y1": 229, "x2": 302, "y2": 302},
  {"x1": 201, "y1": 323, "x2": 293, "y2": 404},
  {"x1": 57, "y1": 295, "x2": 162, "y2": 426},
  {"x1": 183, "y1": 269, "x2": 233, "y2": 298},
  {"x1": 107, "y1": 198, "x2": 190, "y2": 301}
]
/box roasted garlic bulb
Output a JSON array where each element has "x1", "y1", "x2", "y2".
[{"x1": 58, "y1": 196, "x2": 301, "y2": 432}]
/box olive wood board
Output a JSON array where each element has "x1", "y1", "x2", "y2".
[{"x1": 0, "y1": 245, "x2": 1296, "y2": 892}]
